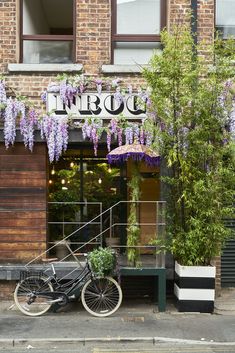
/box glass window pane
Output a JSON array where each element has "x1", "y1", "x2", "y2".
[
  {"x1": 116, "y1": 0, "x2": 160, "y2": 34},
  {"x1": 23, "y1": 41, "x2": 73, "y2": 64},
  {"x1": 114, "y1": 42, "x2": 162, "y2": 64},
  {"x1": 216, "y1": 0, "x2": 235, "y2": 38},
  {"x1": 23, "y1": 0, "x2": 73, "y2": 35}
]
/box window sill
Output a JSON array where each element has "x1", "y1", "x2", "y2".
[
  {"x1": 101, "y1": 64, "x2": 148, "y2": 74},
  {"x1": 8, "y1": 63, "x2": 83, "y2": 73}
]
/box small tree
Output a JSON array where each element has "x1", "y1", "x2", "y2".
[{"x1": 143, "y1": 25, "x2": 235, "y2": 266}]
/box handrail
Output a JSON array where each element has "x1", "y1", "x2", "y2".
[{"x1": 26, "y1": 200, "x2": 166, "y2": 268}]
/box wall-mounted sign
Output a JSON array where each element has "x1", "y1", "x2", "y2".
[{"x1": 47, "y1": 92, "x2": 146, "y2": 119}]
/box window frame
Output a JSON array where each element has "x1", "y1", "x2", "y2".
[
  {"x1": 19, "y1": 0, "x2": 76, "y2": 64},
  {"x1": 215, "y1": 0, "x2": 235, "y2": 39},
  {"x1": 111, "y1": 0, "x2": 167, "y2": 64}
]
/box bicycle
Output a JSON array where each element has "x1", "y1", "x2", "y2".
[{"x1": 14, "y1": 254, "x2": 122, "y2": 317}]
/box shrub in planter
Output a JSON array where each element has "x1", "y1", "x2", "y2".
[
  {"x1": 88, "y1": 247, "x2": 117, "y2": 277},
  {"x1": 143, "y1": 24, "x2": 235, "y2": 312}
]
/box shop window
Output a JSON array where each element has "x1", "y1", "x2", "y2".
[
  {"x1": 111, "y1": 0, "x2": 166, "y2": 65},
  {"x1": 216, "y1": 0, "x2": 235, "y2": 38},
  {"x1": 20, "y1": 0, "x2": 74, "y2": 64}
]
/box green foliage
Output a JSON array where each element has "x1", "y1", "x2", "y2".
[
  {"x1": 48, "y1": 162, "x2": 121, "y2": 241},
  {"x1": 88, "y1": 247, "x2": 116, "y2": 277},
  {"x1": 143, "y1": 24, "x2": 235, "y2": 266},
  {"x1": 127, "y1": 164, "x2": 142, "y2": 266}
]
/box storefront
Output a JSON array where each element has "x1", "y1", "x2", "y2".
[{"x1": 0, "y1": 0, "x2": 234, "y2": 300}]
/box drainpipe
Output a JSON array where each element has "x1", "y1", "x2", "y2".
[{"x1": 191, "y1": 0, "x2": 198, "y2": 46}]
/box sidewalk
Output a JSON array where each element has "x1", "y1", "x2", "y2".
[{"x1": 0, "y1": 288, "x2": 235, "y2": 350}]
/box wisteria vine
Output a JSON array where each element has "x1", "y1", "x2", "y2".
[{"x1": 1, "y1": 74, "x2": 234, "y2": 162}]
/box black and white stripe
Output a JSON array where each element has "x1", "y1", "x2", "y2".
[{"x1": 174, "y1": 261, "x2": 216, "y2": 313}]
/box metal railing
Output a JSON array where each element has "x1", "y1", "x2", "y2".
[
  {"x1": 27, "y1": 200, "x2": 166, "y2": 269},
  {"x1": 48, "y1": 201, "x2": 102, "y2": 246}
]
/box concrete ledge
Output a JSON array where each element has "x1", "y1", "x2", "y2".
[
  {"x1": 101, "y1": 64, "x2": 147, "y2": 74},
  {"x1": 8, "y1": 63, "x2": 83, "y2": 73}
]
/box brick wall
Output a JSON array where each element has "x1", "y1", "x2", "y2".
[
  {"x1": 0, "y1": 281, "x2": 16, "y2": 300},
  {"x1": 198, "y1": 0, "x2": 214, "y2": 43},
  {"x1": 0, "y1": 0, "x2": 17, "y2": 73},
  {"x1": 169, "y1": 0, "x2": 191, "y2": 26},
  {"x1": 76, "y1": 0, "x2": 111, "y2": 73},
  {"x1": 0, "y1": 0, "x2": 216, "y2": 73},
  {"x1": 0, "y1": 0, "x2": 216, "y2": 103}
]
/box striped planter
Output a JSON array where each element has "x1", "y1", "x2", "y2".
[{"x1": 174, "y1": 261, "x2": 216, "y2": 313}]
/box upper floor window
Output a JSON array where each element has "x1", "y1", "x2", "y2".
[
  {"x1": 20, "y1": 0, "x2": 74, "y2": 64},
  {"x1": 216, "y1": 0, "x2": 235, "y2": 38},
  {"x1": 111, "y1": 0, "x2": 166, "y2": 65}
]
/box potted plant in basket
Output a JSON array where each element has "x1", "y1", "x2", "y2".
[
  {"x1": 143, "y1": 24, "x2": 235, "y2": 312},
  {"x1": 88, "y1": 247, "x2": 117, "y2": 277}
]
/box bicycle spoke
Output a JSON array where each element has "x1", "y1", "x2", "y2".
[
  {"x1": 14, "y1": 276, "x2": 53, "y2": 317},
  {"x1": 81, "y1": 277, "x2": 122, "y2": 317}
]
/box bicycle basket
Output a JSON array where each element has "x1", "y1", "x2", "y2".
[{"x1": 20, "y1": 270, "x2": 44, "y2": 281}]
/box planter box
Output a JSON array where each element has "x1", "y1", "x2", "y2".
[{"x1": 174, "y1": 261, "x2": 216, "y2": 313}]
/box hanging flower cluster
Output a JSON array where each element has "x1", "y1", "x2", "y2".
[
  {"x1": 219, "y1": 79, "x2": 235, "y2": 137},
  {"x1": 80, "y1": 117, "x2": 103, "y2": 156},
  {"x1": 40, "y1": 115, "x2": 68, "y2": 163},
  {"x1": 0, "y1": 79, "x2": 68, "y2": 161},
  {"x1": 0, "y1": 75, "x2": 162, "y2": 161},
  {"x1": 73, "y1": 116, "x2": 155, "y2": 156},
  {"x1": 1, "y1": 74, "x2": 235, "y2": 163},
  {"x1": 43, "y1": 74, "x2": 149, "y2": 111}
]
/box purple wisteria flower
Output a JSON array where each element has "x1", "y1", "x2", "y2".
[
  {"x1": 81, "y1": 118, "x2": 103, "y2": 156},
  {"x1": 133, "y1": 124, "x2": 140, "y2": 143},
  {"x1": 128, "y1": 85, "x2": 133, "y2": 95},
  {"x1": 125, "y1": 126, "x2": 134, "y2": 145},
  {"x1": 140, "y1": 127, "x2": 145, "y2": 145},
  {"x1": 112, "y1": 78, "x2": 121, "y2": 88},
  {"x1": 40, "y1": 115, "x2": 69, "y2": 162},
  {"x1": 138, "y1": 88, "x2": 151, "y2": 107},
  {"x1": 110, "y1": 118, "x2": 118, "y2": 135},
  {"x1": 227, "y1": 102, "x2": 235, "y2": 136},
  {"x1": 0, "y1": 80, "x2": 7, "y2": 106},
  {"x1": 75, "y1": 74, "x2": 88, "y2": 94},
  {"x1": 47, "y1": 82, "x2": 60, "y2": 93},
  {"x1": 94, "y1": 79, "x2": 103, "y2": 95},
  {"x1": 117, "y1": 127, "x2": 123, "y2": 146},
  {"x1": 59, "y1": 81, "x2": 77, "y2": 106},
  {"x1": 145, "y1": 130, "x2": 153, "y2": 146},
  {"x1": 114, "y1": 87, "x2": 124, "y2": 107},
  {"x1": 4, "y1": 98, "x2": 19, "y2": 148},
  {"x1": 41, "y1": 90, "x2": 47, "y2": 104},
  {"x1": 91, "y1": 127, "x2": 99, "y2": 155},
  {"x1": 107, "y1": 131, "x2": 111, "y2": 152},
  {"x1": 27, "y1": 109, "x2": 38, "y2": 151}
]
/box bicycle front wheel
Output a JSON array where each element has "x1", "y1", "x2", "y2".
[
  {"x1": 14, "y1": 276, "x2": 53, "y2": 317},
  {"x1": 81, "y1": 277, "x2": 122, "y2": 317}
]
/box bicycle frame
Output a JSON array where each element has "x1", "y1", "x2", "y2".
[
  {"x1": 52, "y1": 261, "x2": 93, "y2": 298},
  {"x1": 29, "y1": 261, "x2": 93, "y2": 304}
]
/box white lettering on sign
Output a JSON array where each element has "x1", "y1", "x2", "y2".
[{"x1": 47, "y1": 92, "x2": 146, "y2": 119}]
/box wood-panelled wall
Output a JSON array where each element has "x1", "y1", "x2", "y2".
[{"x1": 0, "y1": 143, "x2": 48, "y2": 263}]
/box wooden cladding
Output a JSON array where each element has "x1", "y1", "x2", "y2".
[{"x1": 0, "y1": 143, "x2": 47, "y2": 263}]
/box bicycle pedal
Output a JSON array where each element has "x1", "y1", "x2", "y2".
[
  {"x1": 49, "y1": 298, "x2": 64, "y2": 304},
  {"x1": 68, "y1": 294, "x2": 76, "y2": 299}
]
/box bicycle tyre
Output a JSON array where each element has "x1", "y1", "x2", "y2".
[
  {"x1": 14, "y1": 276, "x2": 53, "y2": 317},
  {"x1": 81, "y1": 276, "x2": 122, "y2": 317}
]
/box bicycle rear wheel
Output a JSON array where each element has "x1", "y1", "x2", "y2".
[
  {"x1": 14, "y1": 276, "x2": 53, "y2": 317},
  {"x1": 81, "y1": 277, "x2": 122, "y2": 317}
]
